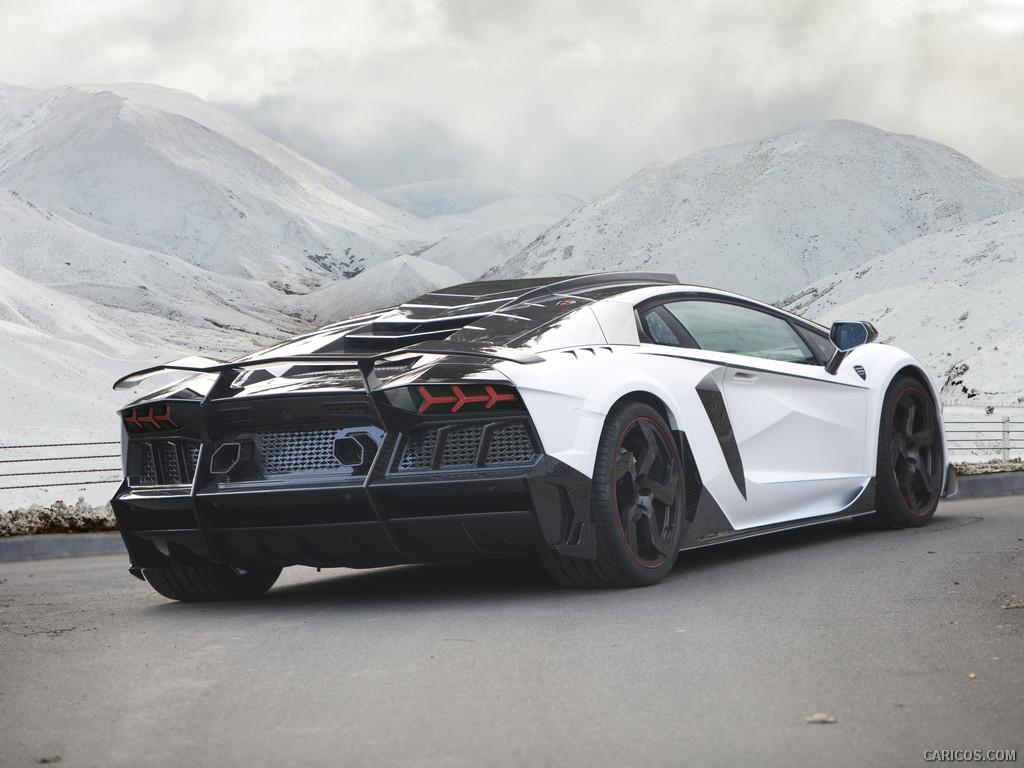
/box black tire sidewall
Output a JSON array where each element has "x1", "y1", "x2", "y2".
[
  {"x1": 143, "y1": 563, "x2": 281, "y2": 601},
  {"x1": 875, "y1": 375, "x2": 941, "y2": 526},
  {"x1": 590, "y1": 401, "x2": 684, "y2": 586}
]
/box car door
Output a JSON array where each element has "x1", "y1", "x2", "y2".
[{"x1": 646, "y1": 298, "x2": 872, "y2": 529}]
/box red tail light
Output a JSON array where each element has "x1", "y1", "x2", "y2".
[
  {"x1": 120, "y1": 401, "x2": 199, "y2": 434},
  {"x1": 384, "y1": 384, "x2": 524, "y2": 415},
  {"x1": 123, "y1": 404, "x2": 179, "y2": 433}
]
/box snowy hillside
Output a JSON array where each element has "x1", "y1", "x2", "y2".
[
  {"x1": 488, "y1": 121, "x2": 1024, "y2": 304},
  {"x1": 783, "y1": 207, "x2": 1024, "y2": 407},
  {"x1": 0, "y1": 83, "x2": 431, "y2": 290},
  {"x1": 375, "y1": 177, "x2": 575, "y2": 218},
  {"x1": 376, "y1": 178, "x2": 583, "y2": 279},
  {"x1": 0, "y1": 184, "x2": 303, "y2": 506},
  {"x1": 0, "y1": 84, "x2": 580, "y2": 290},
  {"x1": 0, "y1": 188, "x2": 294, "y2": 340},
  {"x1": 295, "y1": 255, "x2": 464, "y2": 324}
]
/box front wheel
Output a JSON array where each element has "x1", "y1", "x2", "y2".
[
  {"x1": 871, "y1": 375, "x2": 942, "y2": 527},
  {"x1": 142, "y1": 563, "x2": 282, "y2": 602},
  {"x1": 541, "y1": 401, "x2": 684, "y2": 588}
]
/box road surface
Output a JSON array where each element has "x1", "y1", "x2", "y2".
[{"x1": 1, "y1": 496, "x2": 1021, "y2": 767}]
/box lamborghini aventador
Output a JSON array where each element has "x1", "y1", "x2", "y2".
[{"x1": 111, "y1": 272, "x2": 956, "y2": 600}]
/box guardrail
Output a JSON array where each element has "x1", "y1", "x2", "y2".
[
  {"x1": 945, "y1": 416, "x2": 1024, "y2": 461},
  {"x1": 1, "y1": 416, "x2": 1021, "y2": 494},
  {"x1": 0, "y1": 442, "x2": 121, "y2": 492}
]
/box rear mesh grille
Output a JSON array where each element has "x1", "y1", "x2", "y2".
[
  {"x1": 127, "y1": 439, "x2": 200, "y2": 487},
  {"x1": 158, "y1": 442, "x2": 181, "y2": 484},
  {"x1": 485, "y1": 423, "x2": 534, "y2": 464},
  {"x1": 127, "y1": 444, "x2": 157, "y2": 485},
  {"x1": 396, "y1": 421, "x2": 536, "y2": 472},
  {"x1": 440, "y1": 426, "x2": 485, "y2": 467},
  {"x1": 215, "y1": 425, "x2": 386, "y2": 480},
  {"x1": 398, "y1": 429, "x2": 440, "y2": 470},
  {"x1": 185, "y1": 444, "x2": 200, "y2": 477},
  {"x1": 257, "y1": 428, "x2": 343, "y2": 475},
  {"x1": 127, "y1": 420, "x2": 537, "y2": 486}
]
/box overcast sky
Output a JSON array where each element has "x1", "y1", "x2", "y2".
[{"x1": 1, "y1": 0, "x2": 1022, "y2": 198}]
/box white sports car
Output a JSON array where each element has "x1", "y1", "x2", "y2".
[{"x1": 112, "y1": 272, "x2": 956, "y2": 600}]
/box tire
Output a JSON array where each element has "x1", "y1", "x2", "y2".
[
  {"x1": 541, "y1": 401, "x2": 684, "y2": 588},
  {"x1": 871, "y1": 375, "x2": 942, "y2": 528},
  {"x1": 142, "y1": 563, "x2": 281, "y2": 602}
]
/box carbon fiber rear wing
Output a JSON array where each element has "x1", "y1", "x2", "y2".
[{"x1": 113, "y1": 341, "x2": 545, "y2": 391}]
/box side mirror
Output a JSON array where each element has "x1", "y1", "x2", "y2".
[
  {"x1": 825, "y1": 321, "x2": 879, "y2": 375},
  {"x1": 829, "y1": 321, "x2": 879, "y2": 352}
]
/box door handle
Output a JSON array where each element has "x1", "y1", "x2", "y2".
[{"x1": 732, "y1": 371, "x2": 759, "y2": 383}]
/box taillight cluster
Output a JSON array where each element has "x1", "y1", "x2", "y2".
[
  {"x1": 385, "y1": 384, "x2": 524, "y2": 415},
  {"x1": 123, "y1": 405, "x2": 178, "y2": 433},
  {"x1": 121, "y1": 401, "x2": 199, "y2": 434}
]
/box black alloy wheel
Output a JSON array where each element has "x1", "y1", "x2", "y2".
[
  {"x1": 873, "y1": 375, "x2": 942, "y2": 527},
  {"x1": 612, "y1": 414, "x2": 681, "y2": 568},
  {"x1": 540, "y1": 401, "x2": 684, "y2": 588}
]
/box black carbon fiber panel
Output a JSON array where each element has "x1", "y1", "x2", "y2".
[
  {"x1": 527, "y1": 456, "x2": 598, "y2": 559},
  {"x1": 696, "y1": 373, "x2": 747, "y2": 499}
]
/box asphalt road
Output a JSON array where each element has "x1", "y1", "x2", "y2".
[{"x1": 1, "y1": 496, "x2": 1021, "y2": 768}]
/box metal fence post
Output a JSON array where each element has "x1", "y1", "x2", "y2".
[{"x1": 1004, "y1": 416, "x2": 1011, "y2": 461}]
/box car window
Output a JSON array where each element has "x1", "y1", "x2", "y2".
[
  {"x1": 797, "y1": 325, "x2": 836, "y2": 363},
  {"x1": 642, "y1": 309, "x2": 684, "y2": 346},
  {"x1": 664, "y1": 300, "x2": 818, "y2": 365}
]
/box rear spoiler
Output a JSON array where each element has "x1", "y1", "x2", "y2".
[{"x1": 113, "y1": 341, "x2": 545, "y2": 390}]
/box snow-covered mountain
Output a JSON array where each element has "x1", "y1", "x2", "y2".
[
  {"x1": 782, "y1": 207, "x2": 1024, "y2": 407},
  {"x1": 0, "y1": 187, "x2": 294, "y2": 341},
  {"x1": 377, "y1": 177, "x2": 583, "y2": 278},
  {"x1": 488, "y1": 121, "x2": 1024, "y2": 304},
  {"x1": 295, "y1": 254, "x2": 464, "y2": 324},
  {"x1": 0, "y1": 84, "x2": 582, "y2": 290},
  {"x1": 375, "y1": 177, "x2": 580, "y2": 218},
  {"x1": 0, "y1": 184, "x2": 301, "y2": 494},
  {"x1": 0, "y1": 84, "x2": 434, "y2": 290}
]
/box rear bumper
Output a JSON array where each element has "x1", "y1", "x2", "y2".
[{"x1": 111, "y1": 456, "x2": 596, "y2": 570}]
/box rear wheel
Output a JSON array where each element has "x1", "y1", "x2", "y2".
[
  {"x1": 142, "y1": 563, "x2": 281, "y2": 602},
  {"x1": 871, "y1": 376, "x2": 942, "y2": 527},
  {"x1": 541, "y1": 401, "x2": 684, "y2": 588}
]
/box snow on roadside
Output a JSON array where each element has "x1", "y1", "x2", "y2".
[{"x1": 1, "y1": 499, "x2": 116, "y2": 537}]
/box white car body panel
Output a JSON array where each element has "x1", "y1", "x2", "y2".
[{"x1": 502, "y1": 321, "x2": 949, "y2": 533}]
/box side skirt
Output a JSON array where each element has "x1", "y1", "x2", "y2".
[{"x1": 680, "y1": 478, "x2": 876, "y2": 551}]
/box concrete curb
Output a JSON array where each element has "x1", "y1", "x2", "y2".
[
  {"x1": 951, "y1": 471, "x2": 1024, "y2": 500},
  {"x1": 0, "y1": 532, "x2": 126, "y2": 563},
  {"x1": 2, "y1": 472, "x2": 1022, "y2": 563}
]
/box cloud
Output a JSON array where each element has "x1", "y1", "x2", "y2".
[{"x1": 1, "y1": 0, "x2": 1022, "y2": 197}]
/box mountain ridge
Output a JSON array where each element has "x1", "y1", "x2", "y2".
[{"x1": 486, "y1": 119, "x2": 1024, "y2": 303}]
